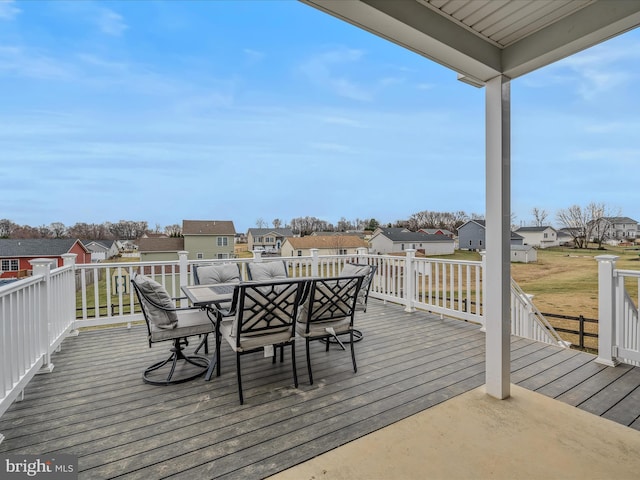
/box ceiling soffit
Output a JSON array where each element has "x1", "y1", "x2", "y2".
[{"x1": 301, "y1": 0, "x2": 640, "y2": 85}]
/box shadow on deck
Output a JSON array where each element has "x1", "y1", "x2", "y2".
[{"x1": 1, "y1": 300, "x2": 639, "y2": 479}]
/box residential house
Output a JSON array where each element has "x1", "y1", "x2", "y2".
[
  {"x1": 418, "y1": 228, "x2": 455, "y2": 238},
  {"x1": 183, "y1": 220, "x2": 236, "y2": 260},
  {"x1": 247, "y1": 228, "x2": 294, "y2": 253},
  {"x1": 138, "y1": 237, "x2": 186, "y2": 263},
  {"x1": 138, "y1": 220, "x2": 236, "y2": 262},
  {"x1": 280, "y1": 235, "x2": 368, "y2": 257},
  {"x1": 514, "y1": 226, "x2": 559, "y2": 249},
  {"x1": 370, "y1": 229, "x2": 455, "y2": 255},
  {"x1": 0, "y1": 238, "x2": 91, "y2": 278},
  {"x1": 83, "y1": 240, "x2": 119, "y2": 262},
  {"x1": 458, "y1": 220, "x2": 523, "y2": 251},
  {"x1": 593, "y1": 216, "x2": 639, "y2": 242}
]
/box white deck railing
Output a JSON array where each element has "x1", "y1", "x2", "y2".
[
  {"x1": 1, "y1": 248, "x2": 572, "y2": 424},
  {"x1": 596, "y1": 255, "x2": 640, "y2": 367},
  {"x1": 0, "y1": 255, "x2": 77, "y2": 420}
]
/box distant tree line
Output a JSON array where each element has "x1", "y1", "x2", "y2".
[{"x1": 0, "y1": 201, "x2": 622, "y2": 245}]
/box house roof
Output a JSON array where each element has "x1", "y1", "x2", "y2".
[
  {"x1": 419, "y1": 228, "x2": 454, "y2": 236},
  {"x1": 247, "y1": 228, "x2": 294, "y2": 237},
  {"x1": 602, "y1": 216, "x2": 638, "y2": 224},
  {"x1": 302, "y1": 0, "x2": 640, "y2": 86},
  {"x1": 285, "y1": 235, "x2": 368, "y2": 249},
  {"x1": 511, "y1": 245, "x2": 535, "y2": 252},
  {"x1": 182, "y1": 220, "x2": 236, "y2": 236},
  {"x1": 0, "y1": 238, "x2": 88, "y2": 257},
  {"x1": 138, "y1": 237, "x2": 185, "y2": 253},
  {"x1": 378, "y1": 231, "x2": 454, "y2": 243},
  {"x1": 515, "y1": 226, "x2": 557, "y2": 233},
  {"x1": 458, "y1": 219, "x2": 486, "y2": 230}
]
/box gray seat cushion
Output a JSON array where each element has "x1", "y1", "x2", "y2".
[
  {"x1": 340, "y1": 263, "x2": 372, "y2": 309},
  {"x1": 149, "y1": 309, "x2": 214, "y2": 342},
  {"x1": 248, "y1": 261, "x2": 288, "y2": 281},
  {"x1": 195, "y1": 264, "x2": 241, "y2": 285},
  {"x1": 133, "y1": 274, "x2": 178, "y2": 329}
]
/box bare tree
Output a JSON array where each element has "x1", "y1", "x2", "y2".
[
  {"x1": 165, "y1": 224, "x2": 182, "y2": 237},
  {"x1": 556, "y1": 205, "x2": 590, "y2": 248},
  {"x1": 531, "y1": 207, "x2": 549, "y2": 227},
  {"x1": 0, "y1": 219, "x2": 17, "y2": 238},
  {"x1": 49, "y1": 222, "x2": 67, "y2": 238},
  {"x1": 256, "y1": 218, "x2": 267, "y2": 228},
  {"x1": 588, "y1": 202, "x2": 622, "y2": 248},
  {"x1": 272, "y1": 218, "x2": 282, "y2": 229}
]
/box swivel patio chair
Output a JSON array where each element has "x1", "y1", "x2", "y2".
[
  {"x1": 216, "y1": 278, "x2": 307, "y2": 404},
  {"x1": 132, "y1": 274, "x2": 215, "y2": 385},
  {"x1": 296, "y1": 274, "x2": 364, "y2": 385}
]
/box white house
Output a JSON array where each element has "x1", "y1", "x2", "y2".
[
  {"x1": 280, "y1": 235, "x2": 368, "y2": 257},
  {"x1": 83, "y1": 240, "x2": 119, "y2": 262},
  {"x1": 515, "y1": 226, "x2": 559, "y2": 249},
  {"x1": 370, "y1": 228, "x2": 455, "y2": 255}
]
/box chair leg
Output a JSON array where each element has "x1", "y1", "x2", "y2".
[
  {"x1": 143, "y1": 338, "x2": 209, "y2": 386},
  {"x1": 350, "y1": 330, "x2": 357, "y2": 373},
  {"x1": 291, "y1": 342, "x2": 298, "y2": 388},
  {"x1": 236, "y1": 353, "x2": 244, "y2": 405},
  {"x1": 306, "y1": 339, "x2": 313, "y2": 385}
]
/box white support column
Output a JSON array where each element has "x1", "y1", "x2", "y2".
[
  {"x1": 356, "y1": 247, "x2": 368, "y2": 262},
  {"x1": 310, "y1": 248, "x2": 319, "y2": 277},
  {"x1": 479, "y1": 251, "x2": 487, "y2": 331},
  {"x1": 30, "y1": 258, "x2": 55, "y2": 374},
  {"x1": 484, "y1": 75, "x2": 511, "y2": 399},
  {"x1": 595, "y1": 255, "x2": 619, "y2": 366},
  {"x1": 61, "y1": 253, "x2": 77, "y2": 267},
  {"x1": 404, "y1": 249, "x2": 416, "y2": 313}
]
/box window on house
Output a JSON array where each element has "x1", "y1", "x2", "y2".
[
  {"x1": 297, "y1": 250, "x2": 302, "y2": 256},
  {"x1": 2, "y1": 259, "x2": 19, "y2": 271},
  {"x1": 544, "y1": 233, "x2": 548, "y2": 238},
  {"x1": 401, "y1": 244, "x2": 405, "y2": 250},
  {"x1": 469, "y1": 240, "x2": 472, "y2": 246},
  {"x1": 479, "y1": 240, "x2": 482, "y2": 246},
  {"x1": 339, "y1": 249, "x2": 347, "y2": 255},
  {"x1": 217, "y1": 253, "x2": 229, "y2": 259},
  {"x1": 197, "y1": 253, "x2": 204, "y2": 259},
  {"x1": 217, "y1": 237, "x2": 228, "y2": 246}
]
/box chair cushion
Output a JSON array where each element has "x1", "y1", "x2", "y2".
[
  {"x1": 221, "y1": 320, "x2": 293, "y2": 352},
  {"x1": 133, "y1": 275, "x2": 178, "y2": 329},
  {"x1": 248, "y1": 261, "x2": 287, "y2": 281},
  {"x1": 296, "y1": 317, "x2": 351, "y2": 337},
  {"x1": 340, "y1": 263, "x2": 371, "y2": 307},
  {"x1": 150, "y1": 309, "x2": 214, "y2": 342},
  {"x1": 195, "y1": 264, "x2": 240, "y2": 285}
]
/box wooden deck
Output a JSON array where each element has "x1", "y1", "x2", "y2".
[{"x1": 1, "y1": 300, "x2": 639, "y2": 480}]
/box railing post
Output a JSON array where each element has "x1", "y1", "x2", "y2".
[
  {"x1": 310, "y1": 249, "x2": 319, "y2": 277},
  {"x1": 356, "y1": 247, "x2": 367, "y2": 262},
  {"x1": 253, "y1": 250, "x2": 263, "y2": 262},
  {"x1": 404, "y1": 249, "x2": 416, "y2": 313},
  {"x1": 30, "y1": 258, "x2": 55, "y2": 374},
  {"x1": 525, "y1": 293, "x2": 535, "y2": 339},
  {"x1": 61, "y1": 253, "x2": 77, "y2": 267},
  {"x1": 61, "y1": 254, "x2": 79, "y2": 337},
  {"x1": 595, "y1": 255, "x2": 619, "y2": 366},
  {"x1": 479, "y1": 251, "x2": 486, "y2": 331},
  {"x1": 178, "y1": 251, "x2": 189, "y2": 287}
]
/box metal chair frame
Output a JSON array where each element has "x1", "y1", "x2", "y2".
[{"x1": 131, "y1": 276, "x2": 215, "y2": 386}]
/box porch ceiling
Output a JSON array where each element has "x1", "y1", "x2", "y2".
[{"x1": 300, "y1": 0, "x2": 640, "y2": 86}]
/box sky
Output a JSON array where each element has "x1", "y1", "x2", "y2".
[{"x1": 1, "y1": 0, "x2": 639, "y2": 234}]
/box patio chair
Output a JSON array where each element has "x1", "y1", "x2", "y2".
[
  {"x1": 192, "y1": 262, "x2": 242, "y2": 375},
  {"x1": 319, "y1": 263, "x2": 377, "y2": 347},
  {"x1": 340, "y1": 263, "x2": 377, "y2": 313},
  {"x1": 216, "y1": 278, "x2": 307, "y2": 404},
  {"x1": 132, "y1": 274, "x2": 215, "y2": 386},
  {"x1": 246, "y1": 260, "x2": 288, "y2": 281},
  {"x1": 296, "y1": 274, "x2": 364, "y2": 385}
]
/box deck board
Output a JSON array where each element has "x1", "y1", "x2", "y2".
[{"x1": 1, "y1": 300, "x2": 639, "y2": 480}]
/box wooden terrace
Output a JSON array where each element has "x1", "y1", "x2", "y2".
[{"x1": 1, "y1": 300, "x2": 639, "y2": 479}]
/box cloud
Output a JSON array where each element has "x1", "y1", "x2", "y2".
[
  {"x1": 522, "y1": 38, "x2": 640, "y2": 100},
  {"x1": 97, "y1": 7, "x2": 128, "y2": 36},
  {"x1": 0, "y1": 0, "x2": 20, "y2": 20},
  {"x1": 0, "y1": 46, "x2": 74, "y2": 80},
  {"x1": 298, "y1": 48, "x2": 373, "y2": 101}
]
